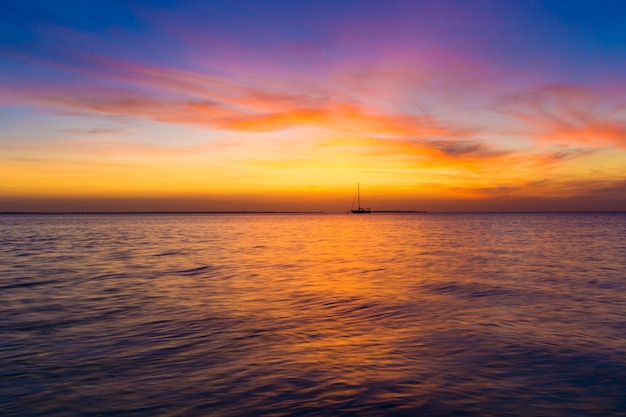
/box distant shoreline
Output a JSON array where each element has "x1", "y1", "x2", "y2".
[{"x1": 372, "y1": 210, "x2": 427, "y2": 213}]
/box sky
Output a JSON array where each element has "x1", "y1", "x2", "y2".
[{"x1": 2, "y1": 0, "x2": 626, "y2": 212}]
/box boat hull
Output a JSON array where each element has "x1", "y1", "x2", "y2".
[{"x1": 351, "y1": 209, "x2": 371, "y2": 214}]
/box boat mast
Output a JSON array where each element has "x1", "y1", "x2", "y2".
[{"x1": 357, "y1": 183, "x2": 361, "y2": 209}]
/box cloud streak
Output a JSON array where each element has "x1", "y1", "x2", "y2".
[{"x1": 499, "y1": 84, "x2": 626, "y2": 148}]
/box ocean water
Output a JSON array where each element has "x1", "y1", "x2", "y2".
[{"x1": 1, "y1": 212, "x2": 626, "y2": 416}]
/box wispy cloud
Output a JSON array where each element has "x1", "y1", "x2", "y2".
[
  {"x1": 4, "y1": 55, "x2": 478, "y2": 138},
  {"x1": 530, "y1": 147, "x2": 597, "y2": 165},
  {"x1": 64, "y1": 127, "x2": 127, "y2": 135},
  {"x1": 498, "y1": 84, "x2": 626, "y2": 148}
]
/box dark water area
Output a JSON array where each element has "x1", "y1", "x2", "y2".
[{"x1": 1, "y1": 212, "x2": 626, "y2": 416}]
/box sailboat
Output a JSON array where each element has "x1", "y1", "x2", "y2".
[{"x1": 351, "y1": 184, "x2": 371, "y2": 214}]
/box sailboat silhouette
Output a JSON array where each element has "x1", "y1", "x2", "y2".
[{"x1": 351, "y1": 184, "x2": 371, "y2": 213}]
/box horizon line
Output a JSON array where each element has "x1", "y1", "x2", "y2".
[{"x1": 3, "y1": 210, "x2": 626, "y2": 215}]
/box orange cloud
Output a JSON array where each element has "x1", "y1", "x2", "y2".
[{"x1": 543, "y1": 123, "x2": 626, "y2": 148}]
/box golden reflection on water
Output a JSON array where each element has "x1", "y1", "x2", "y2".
[{"x1": 143, "y1": 215, "x2": 450, "y2": 401}]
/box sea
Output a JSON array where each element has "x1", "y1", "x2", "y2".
[{"x1": 1, "y1": 212, "x2": 626, "y2": 416}]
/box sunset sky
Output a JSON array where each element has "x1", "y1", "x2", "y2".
[{"x1": 2, "y1": 0, "x2": 626, "y2": 212}]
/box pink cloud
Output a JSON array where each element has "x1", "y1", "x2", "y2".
[{"x1": 498, "y1": 84, "x2": 626, "y2": 148}]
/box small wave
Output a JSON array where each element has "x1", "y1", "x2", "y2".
[
  {"x1": 0, "y1": 279, "x2": 62, "y2": 290},
  {"x1": 361, "y1": 267, "x2": 387, "y2": 273},
  {"x1": 178, "y1": 265, "x2": 213, "y2": 276},
  {"x1": 421, "y1": 281, "x2": 514, "y2": 300},
  {"x1": 92, "y1": 272, "x2": 131, "y2": 281},
  {"x1": 153, "y1": 251, "x2": 180, "y2": 257}
]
